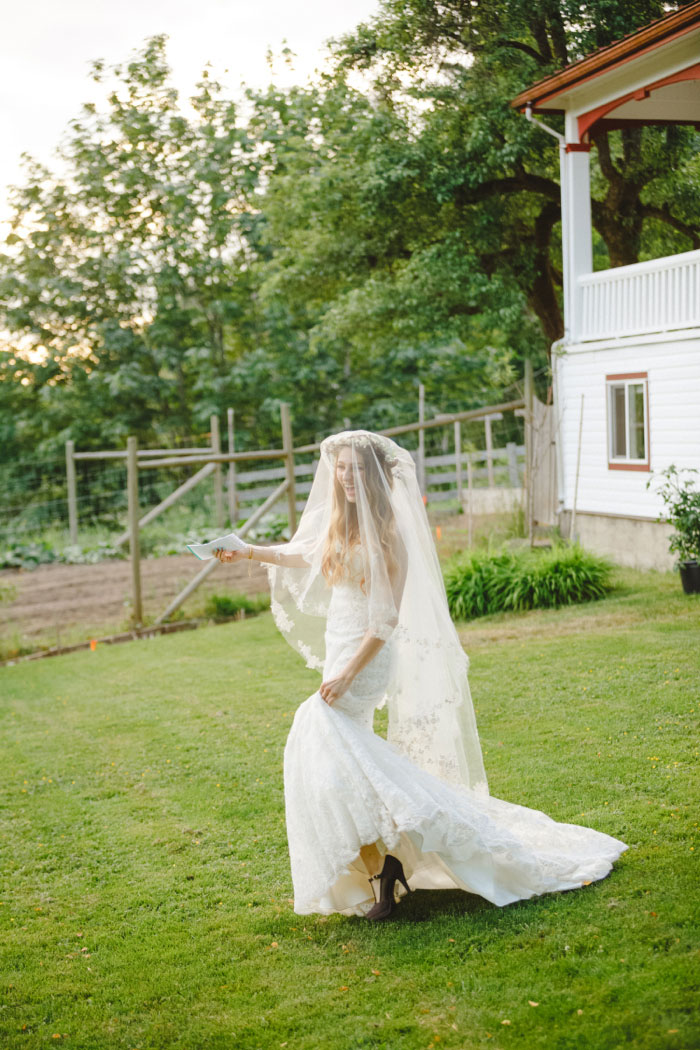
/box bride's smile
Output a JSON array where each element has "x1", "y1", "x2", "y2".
[{"x1": 335, "y1": 447, "x2": 365, "y2": 503}]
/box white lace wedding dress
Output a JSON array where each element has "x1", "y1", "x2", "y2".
[{"x1": 283, "y1": 572, "x2": 629, "y2": 917}]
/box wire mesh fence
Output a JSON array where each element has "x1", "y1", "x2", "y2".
[
  {"x1": 1, "y1": 408, "x2": 527, "y2": 555},
  {"x1": 0, "y1": 431, "x2": 218, "y2": 549}
]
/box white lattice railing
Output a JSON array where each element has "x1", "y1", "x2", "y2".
[{"x1": 577, "y1": 248, "x2": 700, "y2": 341}]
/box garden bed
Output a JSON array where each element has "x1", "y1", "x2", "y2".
[{"x1": 0, "y1": 554, "x2": 269, "y2": 656}]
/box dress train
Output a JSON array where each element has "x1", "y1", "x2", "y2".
[{"x1": 283, "y1": 582, "x2": 628, "y2": 917}]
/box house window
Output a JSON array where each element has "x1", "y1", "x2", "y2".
[{"x1": 606, "y1": 372, "x2": 649, "y2": 471}]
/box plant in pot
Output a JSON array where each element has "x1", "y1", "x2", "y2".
[{"x1": 647, "y1": 465, "x2": 700, "y2": 594}]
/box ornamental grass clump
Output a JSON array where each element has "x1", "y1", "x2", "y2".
[{"x1": 444, "y1": 544, "x2": 613, "y2": 620}]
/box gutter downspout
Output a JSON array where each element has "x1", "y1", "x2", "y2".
[
  {"x1": 524, "y1": 105, "x2": 570, "y2": 523},
  {"x1": 550, "y1": 338, "x2": 567, "y2": 519},
  {"x1": 523, "y1": 104, "x2": 571, "y2": 346}
]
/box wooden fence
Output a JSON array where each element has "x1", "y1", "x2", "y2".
[{"x1": 66, "y1": 389, "x2": 542, "y2": 627}]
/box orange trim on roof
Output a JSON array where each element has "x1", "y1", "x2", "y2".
[
  {"x1": 577, "y1": 61, "x2": 700, "y2": 138},
  {"x1": 511, "y1": 1, "x2": 700, "y2": 111}
]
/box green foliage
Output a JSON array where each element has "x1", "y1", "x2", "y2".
[
  {"x1": 648, "y1": 464, "x2": 700, "y2": 563},
  {"x1": 0, "y1": 539, "x2": 123, "y2": 570},
  {"x1": 444, "y1": 544, "x2": 613, "y2": 620},
  {"x1": 244, "y1": 513, "x2": 291, "y2": 543},
  {"x1": 203, "y1": 590, "x2": 270, "y2": 621},
  {"x1": 0, "y1": 541, "x2": 58, "y2": 570},
  {"x1": 1, "y1": 4, "x2": 698, "y2": 485}
]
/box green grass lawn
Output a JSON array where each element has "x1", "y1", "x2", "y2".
[{"x1": 1, "y1": 570, "x2": 698, "y2": 1050}]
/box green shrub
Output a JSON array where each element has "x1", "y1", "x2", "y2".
[
  {"x1": 203, "y1": 591, "x2": 270, "y2": 622},
  {"x1": 444, "y1": 544, "x2": 613, "y2": 620},
  {"x1": 0, "y1": 539, "x2": 125, "y2": 570},
  {"x1": 0, "y1": 541, "x2": 58, "y2": 570},
  {"x1": 647, "y1": 464, "x2": 700, "y2": 564}
]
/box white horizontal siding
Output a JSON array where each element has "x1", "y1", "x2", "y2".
[{"x1": 556, "y1": 332, "x2": 700, "y2": 518}]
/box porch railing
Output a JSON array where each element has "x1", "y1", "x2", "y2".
[{"x1": 577, "y1": 248, "x2": 700, "y2": 342}]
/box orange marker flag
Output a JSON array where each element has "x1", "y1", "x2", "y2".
[
  {"x1": 89, "y1": 639, "x2": 97, "y2": 652},
  {"x1": 436, "y1": 525, "x2": 442, "y2": 541}
]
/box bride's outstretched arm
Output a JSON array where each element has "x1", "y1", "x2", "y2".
[{"x1": 213, "y1": 544, "x2": 309, "y2": 568}]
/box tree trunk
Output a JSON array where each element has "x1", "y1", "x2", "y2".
[
  {"x1": 591, "y1": 129, "x2": 645, "y2": 267},
  {"x1": 528, "y1": 203, "x2": 564, "y2": 346}
]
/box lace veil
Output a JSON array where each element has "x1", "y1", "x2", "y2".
[{"x1": 266, "y1": 429, "x2": 489, "y2": 797}]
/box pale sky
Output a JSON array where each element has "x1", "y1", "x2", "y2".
[{"x1": 0, "y1": 0, "x2": 380, "y2": 223}]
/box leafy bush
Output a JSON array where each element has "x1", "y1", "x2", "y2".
[
  {"x1": 204, "y1": 591, "x2": 270, "y2": 622},
  {"x1": 647, "y1": 464, "x2": 700, "y2": 564},
  {"x1": 244, "y1": 513, "x2": 290, "y2": 542},
  {"x1": 444, "y1": 544, "x2": 613, "y2": 620},
  {"x1": 60, "y1": 542, "x2": 124, "y2": 564},
  {"x1": 0, "y1": 540, "x2": 124, "y2": 570},
  {"x1": 0, "y1": 541, "x2": 59, "y2": 570}
]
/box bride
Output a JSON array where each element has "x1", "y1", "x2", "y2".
[{"x1": 214, "y1": 429, "x2": 627, "y2": 920}]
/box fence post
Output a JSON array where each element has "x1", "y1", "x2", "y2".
[
  {"x1": 484, "y1": 416, "x2": 494, "y2": 487},
  {"x1": 524, "y1": 359, "x2": 534, "y2": 544},
  {"x1": 65, "y1": 439, "x2": 78, "y2": 545},
  {"x1": 210, "y1": 414, "x2": 225, "y2": 529},
  {"x1": 483, "y1": 412, "x2": 504, "y2": 488},
  {"x1": 227, "y1": 407, "x2": 237, "y2": 526},
  {"x1": 467, "y1": 454, "x2": 474, "y2": 548},
  {"x1": 506, "y1": 442, "x2": 519, "y2": 487},
  {"x1": 127, "y1": 437, "x2": 143, "y2": 626},
  {"x1": 454, "y1": 421, "x2": 462, "y2": 504},
  {"x1": 418, "y1": 383, "x2": 426, "y2": 497},
  {"x1": 280, "y1": 402, "x2": 297, "y2": 535}
]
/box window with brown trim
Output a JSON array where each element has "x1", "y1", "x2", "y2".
[{"x1": 605, "y1": 372, "x2": 650, "y2": 471}]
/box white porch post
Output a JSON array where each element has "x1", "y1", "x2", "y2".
[{"x1": 562, "y1": 122, "x2": 593, "y2": 341}]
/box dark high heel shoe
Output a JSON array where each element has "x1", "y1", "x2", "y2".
[{"x1": 366, "y1": 854, "x2": 411, "y2": 921}]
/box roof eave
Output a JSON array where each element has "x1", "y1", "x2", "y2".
[{"x1": 510, "y1": 1, "x2": 700, "y2": 111}]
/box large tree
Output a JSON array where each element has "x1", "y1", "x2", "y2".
[
  {"x1": 307, "y1": 0, "x2": 700, "y2": 345},
  {"x1": 0, "y1": 37, "x2": 260, "y2": 452},
  {"x1": 2, "y1": 4, "x2": 698, "y2": 465}
]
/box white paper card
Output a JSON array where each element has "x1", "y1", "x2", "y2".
[{"x1": 186, "y1": 532, "x2": 248, "y2": 561}]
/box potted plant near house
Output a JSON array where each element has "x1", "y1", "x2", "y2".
[{"x1": 648, "y1": 466, "x2": 700, "y2": 594}]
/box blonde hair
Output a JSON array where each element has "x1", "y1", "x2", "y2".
[{"x1": 321, "y1": 443, "x2": 400, "y2": 589}]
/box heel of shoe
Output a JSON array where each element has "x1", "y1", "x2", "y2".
[
  {"x1": 365, "y1": 855, "x2": 410, "y2": 920},
  {"x1": 385, "y1": 855, "x2": 410, "y2": 895}
]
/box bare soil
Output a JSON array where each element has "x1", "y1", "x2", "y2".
[
  {"x1": 0, "y1": 554, "x2": 270, "y2": 648},
  {"x1": 0, "y1": 513, "x2": 512, "y2": 656}
]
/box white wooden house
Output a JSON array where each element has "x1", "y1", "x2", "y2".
[{"x1": 512, "y1": 3, "x2": 700, "y2": 569}]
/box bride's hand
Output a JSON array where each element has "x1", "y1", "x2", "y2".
[
  {"x1": 319, "y1": 673, "x2": 352, "y2": 706},
  {"x1": 213, "y1": 547, "x2": 249, "y2": 563}
]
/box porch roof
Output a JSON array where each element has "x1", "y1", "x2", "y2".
[{"x1": 511, "y1": 2, "x2": 700, "y2": 138}]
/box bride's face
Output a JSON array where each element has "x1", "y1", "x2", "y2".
[{"x1": 335, "y1": 446, "x2": 365, "y2": 504}]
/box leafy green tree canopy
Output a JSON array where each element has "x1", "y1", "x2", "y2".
[{"x1": 1, "y1": 3, "x2": 698, "y2": 467}]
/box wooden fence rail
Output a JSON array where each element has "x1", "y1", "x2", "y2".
[
  {"x1": 65, "y1": 391, "x2": 532, "y2": 627},
  {"x1": 232, "y1": 444, "x2": 525, "y2": 512}
]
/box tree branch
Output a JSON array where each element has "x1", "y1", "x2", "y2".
[
  {"x1": 592, "y1": 130, "x2": 622, "y2": 186},
  {"x1": 641, "y1": 204, "x2": 700, "y2": 249},
  {"x1": 454, "y1": 174, "x2": 561, "y2": 209},
  {"x1": 543, "y1": 2, "x2": 569, "y2": 66},
  {"x1": 491, "y1": 39, "x2": 550, "y2": 65},
  {"x1": 527, "y1": 16, "x2": 553, "y2": 64}
]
